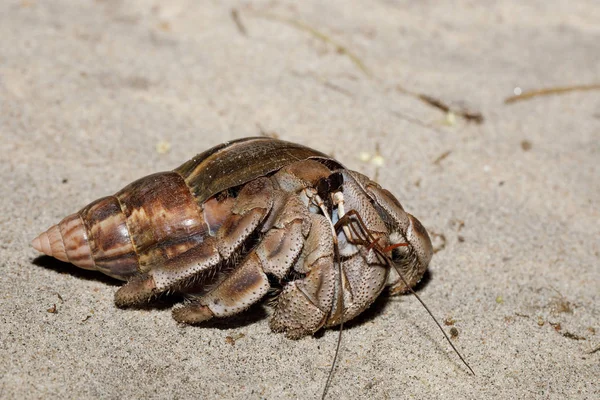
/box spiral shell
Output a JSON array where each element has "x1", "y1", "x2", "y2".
[{"x1": 32, "y1": 137, "x2": 336, "y2": 279}]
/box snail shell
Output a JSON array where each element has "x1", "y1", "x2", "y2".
[{"x1": 32, "y1": 137, "x2": 338, "y2": 279}]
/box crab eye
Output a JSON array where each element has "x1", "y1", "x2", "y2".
[
  {"x1": 391, "y1": 248, "x2": 401, "y2": 262},
  {"x1": 391, "y1": 246, "x2": 407, "y2": 263},
  {"x1": 383, "y1": 237, "x2": 409, "y2": 259}
]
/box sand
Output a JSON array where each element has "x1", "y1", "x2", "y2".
[{"x1": 1, "y1": 1, "x2": 598, "y2": 399}]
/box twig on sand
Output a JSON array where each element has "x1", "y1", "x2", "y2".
[
  {"x1": 231, "y1": 9, "x2": 247, "y2": 36},
  {"x1": 504, "y1": 84, "x2": 600, "y2": 104},
  {"x1": 256, "y1": 12, "x2": 371, "y2": 77},
  {"x1": 432, "y1": 150, "x2": 452, "y2": 165},
  {"x1": 396, "y1": 85, "x2": 484, "y2": 123}
]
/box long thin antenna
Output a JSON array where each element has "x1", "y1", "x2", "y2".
[
  {"x1": 340, "y1": 209, "x2": 475, "y2": 375},
  {"x1": 319, "y1": 198, "x2": 474, "y2": 400},
  {"x1": 309, "y1": 191, "x2": 345, "y2": 400},
  {"x1": 390, "y1": 264, "x2": 475, "y2": 375},
  {"x1": 321, "y1": 243, "x2": 344, "y2": 400}
]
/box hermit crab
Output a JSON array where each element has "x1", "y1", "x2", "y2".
[{"x1": 32, "y1": 137, "x2": 434, "y2": 339}]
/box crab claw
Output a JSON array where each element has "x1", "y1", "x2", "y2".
[
  {"x1": 406, "y1": 213, "x2": 433, "y2": 270},
  {"x1": 386, "y1": 213, "x2": 433, "y2": 295}
]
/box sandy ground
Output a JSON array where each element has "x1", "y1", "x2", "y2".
[{"x1": 1, "y1": 1, "x2": 598, "y2": 399}]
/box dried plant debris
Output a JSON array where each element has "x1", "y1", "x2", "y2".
[
  {"x1": 418, "y1": 93, "x2": 484, "y2": 124},
  {"x1": 505, "y1": 83, "x2": 600, "y2": 104},
  {"x1": 432, "y1": 150, "x2": 452, "y2": 166},
  {"x1": 230, "y1": 9, "x2": 247, "y2": 36},
  {"x1": 449, "y1": 327, "x2": 459, "y2": 339},
  {"x1": 357, "y1": 145, "x2": 385, "y2": 181},
  {"x1": 81, "y1": 309, "x2": 95, "y2": 323},
  {"x1": 358, "y1": 149, "x2": 384, "y2": 167},
  {"x1": 396, "y1": 86, "x2": 484, "y2": 123},
  {"x1": 535, "y1": 318, "x2": 586, "y2": 341},
  {"x1": 358, "y1": 145, "x2": 384, "y2": 164},
  {"x1": 450, "y1": 219, "x2": 465, "y2": 232},
  {"x1": 225, "y1": 333, "x2": 245, "y2": 346},
  {"x1": 531, "y1": 287, "x2": 592, "y2": 342},
  {"x1": 291, "y1": 70, "x2": 354, "y2": 97},
  {"x1": 444, "y1": 317, "x2": 456, "y2": 326},
  {"x1": 155, "y1": 140, "x2": 171, "y2": 154},
  {"x1": 549, "y1": 321, "x2": 562, "y2": 332},
  {"x1": 548, "y1": 287, "x2": 575, "y2": 315},
  {"x1": 443, "y1": 112, "x2": 457, "y2": 127},
  {"x1": 520, "y1": 140, "x2": 532, "y2": 151},
  {"x1": 561, "y1": 331, "x2": 586, "y2": 341},
  {"x1": 256, "y1": 12, "x2": 371, "y2": 77}
]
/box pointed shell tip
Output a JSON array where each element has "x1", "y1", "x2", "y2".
[{"x1": 31, "y1": 235, "x2": 43, "y2": 253}]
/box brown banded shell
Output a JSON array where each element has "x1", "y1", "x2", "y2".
[{"x1": 32, "y1": 137, "x2": 337, "y2": 280}]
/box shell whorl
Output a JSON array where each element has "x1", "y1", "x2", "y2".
[
  {"x1": 31, "y1": 194, "x2": 141, "y2": 280},
  {"x1": 31, "y1": 213, "x2": 95, "y2": 271},
  {"x1": 31, "y1": 171, "x2": 210, "y2": 281}
]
